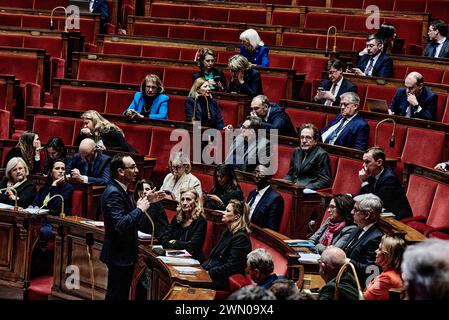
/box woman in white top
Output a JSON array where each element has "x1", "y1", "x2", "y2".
[{"x1": 160, "y1": 151, "x2": 202, "y2": 201}]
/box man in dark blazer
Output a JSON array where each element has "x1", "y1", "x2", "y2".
[
  {"x1": 389, "y1": 71, "x2": 437, "y2": 120},
  {"x1": 358, "y1": 147, "x2": 412, "y2": 220},
  {"x1": 344, "y1": 193, "x2": 384, "y2": 288},
  {"x1": 224, "y1": 116, "x2": 273, "y2": 174},
  {"x1": 352, "y1": 35, "x2": 393, "y2": 78},
  {"x1": 314, "y1": 59, "x2": 358, "y2": 107},
  {"x1": 247, "y1": 164, "x2": 284, "y2": 231},
  {"x1": 423, "y1": 20, "x2": 449, "y2": 58},
  {"x1": 90, "y1": 0, "x2": 109, "y2": 34},
  {"x1": 249, "y1": 95, "x2": 297, "y2": 137},
  {"x1": 66, "y1": 138, "x2": 111, "y2": 185},
  {"x1": 318, "y1": 246, "x2": 360, "y2": 300},
  {"x1": 100, "y1": 155, "x2": 165, "y2": 300},
  {"x1": 284, "y1": 123, "x2": 331, "y2": 190},
  {"x1": 321, "y1": 92, "x2": 369, "y2": 151}
]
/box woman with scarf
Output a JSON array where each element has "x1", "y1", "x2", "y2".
[{"x1": 309, "y1": 194, "x2": 358, "y2": 254}]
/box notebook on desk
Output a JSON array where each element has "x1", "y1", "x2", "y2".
[{"x1": 366, "y1": 98, "x2": 389, "y2": 113}]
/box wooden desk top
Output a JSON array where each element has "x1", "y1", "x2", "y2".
[{"x1": 164, "y1": 284, "x2": 215, "y2": 300}]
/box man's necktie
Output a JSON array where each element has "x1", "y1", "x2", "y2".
[
  {"x1": 364, "y1": 57, "x2": 374, "y2": 76},
  {"x1": 345, "y1": 228, "x2": 363, "y2": 251},
  {"x1": 325, "y1": 118, "x2": 347, "y2": 144},
  {"x1": 429, "y1": 43, "x2": 438, "y2": 57},
  {"x1": 405, "y1": 104, "x2": 413, "y2": 118}
]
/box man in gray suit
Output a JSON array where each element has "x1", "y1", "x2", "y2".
[
  {"x1": 423, "y1": 20, "x2": 449, "y2": 58},
  {"x1": 284, "y1": 123, "x2": 331, "y2": 190}
]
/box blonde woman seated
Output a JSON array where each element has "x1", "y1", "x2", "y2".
[
  {"x1": 308, "y1": 194, "x2": 358, "y2": 254},
  {"x1": 74, "y1": 110, "x2": 136, "y2": 152},
  {"x1": 124, "y1": 74, "x2": 169, "y2": 120},
  {"x1": 185, "y1": 77, "x2": 224, "y2": 129},
  {"x1": 0, "y1": 157, "x2": 36, "y2": 208},
  {"x1": 363, "y1": 235, "x2": 406, "y2": 300},
  {"x1": 160, "y1": 151, "x2": 202, "y2": 201},
  {"x1": 202, "y1": 199, "x2": 252, "y2": 290},
  {"x1": 159, "y1": 188, "x2": 207, "y2": 262}
]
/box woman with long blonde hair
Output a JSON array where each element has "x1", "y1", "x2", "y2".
[
  {"x1": 159, "y1": 188, "x2": 207, "y2": 262},
  {"x1": 202, "y1": 199, "x2": 252, "y2": 290},
  {"x1": 74, "y1": 110, "x2": 135, "y2": 152}
]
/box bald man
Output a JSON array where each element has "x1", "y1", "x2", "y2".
[
  {"x1": 388, "y1": 72, "x2": 437, "y2": 120},
  {"x1": 318, "y1": 246, "x2": 360, "y2": 300},
  {"x1": 66, "y1": 138, "x2": 111, "y2": 185}
]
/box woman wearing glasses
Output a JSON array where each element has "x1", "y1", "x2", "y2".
[
  {"x1": 309, "y1": 194, "x2": 358, "y2": 254},
  {"x1": 160, "y1": 151, "x2": 202, "y2": 202}
]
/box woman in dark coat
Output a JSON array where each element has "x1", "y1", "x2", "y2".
[
  {"x1": 192, "y1": 48, "x2": 227, "y2": 92},
  {"x1": 0, "y1": 157, "x2": 36, "y2": 208},
  {"x1": 227, "y1": 54, "x2": 263, "y2": 98}
]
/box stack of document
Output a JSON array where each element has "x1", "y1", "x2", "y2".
[
  {"x1": 298, "y1": 253, "x2": 321, "y2": 264},
  {"x1": 166, "y1": 249, "x2": 192, "y2": 257},
  {"x1": 24, "y1": 207, "x2": 49, "y2": 215},
  {"x1": 138, "y1": 231, "x2": 152, "y2": 239},
  {"x1": 80, "y1": 220, "x2": 104, "y2": 227},
  {"x1": 157, "y1": 256, "x2": 200, "y2": 266},
  {"x1": 0, "y1": 203, "x2": 13, "y2": 210},
  {"x1": 173, "y1": 266, "x2": 201, "y2": 275},
  {"x1": 284, "y1": 239, "x2": 316, "y2": 247}
]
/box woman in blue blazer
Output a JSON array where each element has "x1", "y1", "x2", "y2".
[
  {"x1": 239, "y1": 28, "x2": 270, "y2": 67},
  {"x1": 124, "y1": 74, "x2": 169, "y2": 120}
]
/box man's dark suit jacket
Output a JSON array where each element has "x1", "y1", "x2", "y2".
[
  {"x1": 100, "y1": 179, "x2": 143, "y2": 267},
  {"x1": 359, "y1": 167, "x2": 412, "y2": 220},
  {"x1": 357, "y1": 52, "x2": 393, "y2": 78},
  {"x1": 262, "y1": 103, "x2": 297, "y2": 137},
  {"x1": 316, "y1": 78, "x2": 358, "y2": 106},
  {"x1": 66, "y1": 151, "x2": 111, "y2": 185},
  {"x1": 228, "y1": 68, "x2": 263, "y2": 98},
  {"x1": 284, "y1": 146, "x2": 332, "y2": 190},
  {"x1": 389, "y1": 86, "x2": 437, "y2": 121},
  {"x1": 345, "y1": 223, "x2": 384, "y2": 287},
  {"x1": 247, "y1": 186, "x2": 284, "y2": 231},
  {"x1": 201, "y1": 229, "x2": 251, "y2": 290},
  {"x1": 423, "y1": 39, "x2": 449, "y2": 58},
  {"x1": 32, "y1": 183, "x2": 74, "y2": 216},
  {"x1": 321, "y1": 113, "x2": 369, "y2": 151},
  {"x1": 226, "y1": 136, "x2": 272, "y2": 173},
  {"x1": 319, "y1": 272, "x2": 360, "y2": 300}
]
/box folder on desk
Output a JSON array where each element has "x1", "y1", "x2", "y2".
[
  {"x1": 284, "y1": 239, "x2": 316, "y2": 247},
  {"x1": 157, "y1": 256, "x2": 200, "y2": 266},
  {"x1": 298, "y1": 253, "x2": 321, "y2": 264},
  {"x1": 173, "y1": 266, "x2": 201, "y2": 275}
]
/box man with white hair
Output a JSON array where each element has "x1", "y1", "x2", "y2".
[
  {"x1": 344, "y1": 193, "x2": 384, "y2": 287},
  {"x1": 402, "y1": 238, "x2": 449, "y2": 300},
  {"x1": 388, "y1": 71, "x2": 437, "y2": 120},
  {"x1": 246, "y1": 248, "x2": 283, "y2": 289}
]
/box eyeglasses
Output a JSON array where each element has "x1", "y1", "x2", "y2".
[
  {"x1": 428, "y1": 29, "x2": 436, "y2": 33},
  {"x1": 123, "y1": 165, "x2": 137, "y2": 171},
  {"x1": 340, "y1": 102, "x2": 356, "y2": 108}
]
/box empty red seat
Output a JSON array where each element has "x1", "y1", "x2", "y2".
[
  {"x1": 304, "y1": 13, "x2": 345, "y2": 30},
  {"x1": 271, "y1": 11, "x2": 301, "y2": 28},
  {"x1": 120, "y1": 123, "x2": 152, "y2": 155},
  {"x1": 32, "y1": 115, "x2": 75, "y2": 146},
  {"x1": 393, "y1": 0, "x2": 427, "y2": 12},
  {"x1": 363, "y1": 0, "x2": 394, "y2": 10},
  {"x1": 317, "y1": 35, "x2": 354, "y2": 51},
  {"x1": 218, "y1": 100, "x2": 240, "y2": 128},
  {"x1": 384, "y1": 17, "x2": 422, "y2": 47},
  {"x1": 228, "y1": 9, "x2": 267, "y2": 24},
  {"x1": 344, "y1": 15, "x2": 377, "y2": 33},
  {"x1": 77, "y1": 60, "x2": 121, "y2": 82},
  {"x1": 257, "y1": 31, "x2": 277, "y2": 47},
  {"x1": 405, "y1": 174, "x2": 437, "y2": 223},
  {"x1": 332, "y1": 0, "x2": 364, "y2": 8},
  {"x1": 217, "y1": 51, "x2": 236, "y2": 64},
  {"x1": 23, "y1": 36, "x2": 63, "y2": 58},
  {"x1": 362, "y1": 85, "x2": 397, "y2": 111},
  {"x1": 150, "y1": 3, "x2": 190, "y2": 19},
  {"x1": 204, "y1": 27, "x2": 240, "y2": 43},
  {"x1": 163, "y1": 66, "x2": 198, "y2": 89},
  {"x1": 141, "y1": 45, "x2": 180, "y2": 59},
  {"x1": 392, "y1": 64, "x2": 408, "y2": 80},
  {"x1": 442, "y1": 70, "x2": 449, "y2": 85},
  {"x1": 105, "y1": 89, "x2": 135, "y2": 115},
  {"x1": 261, "y1": 74, "x2": 288, "y2": 103},
  {"x1": 426, "y1": 0, "x2": 449, "y2": 22},
  {"x1": 366, "y1": 120, "x2": 407, "y2": 160},
  {"x1": 442, "y1": 99, "x2": 449, "y2": 124},
  {"x1": 273, "y1": 145, "x2": 295, "y2": 179},
  {"x1": 121, "y1": 63, "x2": 164, "y2": 85},
  {"x1": 102, "y1": 42, "x2": 142, "y2": 56},
  {"x1": 292, "y1": 56, "x2": 328, "y2": 81},
  {"x1": 0, "y1": 13, "x2": 22, "y2": 27},
  {"x1": 169, "y1": 25, "x2": 205, "y2": 41},
  {"x1": 167, "y1": 95, "x2": 186, "y2": 121},
  {"x1": 190, "y1": 6, "x2": 229, "y2": 22},
  {"x1": 401, "y1": 127, "x2": 445, "y2": 169},
  {"x1": 0, "y1": 109, "x2": 10, "y2": 139},
  {"x1": 179, "y1": 48, "x2": 199, "y2": 61},
  {"x1": 0, "y1": 34, "x2": 24, "y2": 47},
  {"x1": 281, "y1": 33, "x2": 318, "y2": 49},
  {"x1": 405, "y1": 66, "x2": 444, "y2": 84},
  {"x1": 132, "y1": 23, "x2": 169, "y2": 38},
  {"x1": 285, "y1": 108, "x2": 328, "y2": 131},
  {"x1": 269, "y1": 54, "x2": 294, "y2": 69},
  {"x1": 58, "y1": 86, "x2": 106, "y2": 112},
  {"x1": 331, "y1": 157, "x2": 363, "y2": 195},
  {"x1": 435, "y1": 93, "x2": 448, "y2": 122}
]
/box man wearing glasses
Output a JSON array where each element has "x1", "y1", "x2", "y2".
[
  {"x1": 423, "y1": 20, "x2": 449, "y2": 58},
  {"x1": 101, "y1": 155, "x2": 165, "y2": 300},
  {"x1": 314, "y1": 59, "x2": 358, "y2": 107},
  {"x1": 321, "y1": 92, "x2": 369, "y2": 151},
  {"x1": 351, "y1": 34, "x2": 393, "y2": 78}
]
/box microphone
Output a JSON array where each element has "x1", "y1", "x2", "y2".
[
  {"x1": 142, "y1": 209, "x2": 165, "y2": 256},
  {"x1": 375, "y1": 118, "x2": 396, "y2": 148},
  {"x1": 85, "y1": 231, "x2": 96, "y2": 300},
  {"x1": 50, "y1": 6, "x2": 68, "y2": 32},
  {"x1": 42, "y1": 194, "x2": 65, "y2": 218},
  {"x1": 325, "y1": 26, "x2": 337, "y2": 56}
]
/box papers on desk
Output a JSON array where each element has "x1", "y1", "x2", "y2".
[
  {"x1": 80, "y1": 220, "x2": 104, "y2": 227},
  {"x1": 166, "y1": 249, "x2": 192, "y2": 257},
  {"x1": 138, "y1": 231, "x2": 152, "y2": 240},
  {"x1": 172, "y1": 266, "x2": 201, "y2": 275},
  {"x1": 381, "y1": 211, "x2": 396, "y2": 218},
  {"x1": 303, "y1": 188, "x2": 317, "y2": 194},
  {"x1": 298, "y1": 253, "x2": 321, "y2": 264},
  {"x1": 157, "y1": 256, "x2": 200, "y2": 266},
  {"x1": 24, "y1": 207, "x2": 49, "y2": 215},
  {"x1": 0, "y1": 203, "x2": 13, "y2": 210},
  {"x1": 284, "y1": 239, "x2": 316, "y2": 248}
]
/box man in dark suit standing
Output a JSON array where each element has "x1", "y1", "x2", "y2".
[
  {"x1": 344, "y1": 193, "x2": 384, "y2": 287},
  {"x1": 314, "y1": 59, "x2": 358, "y2": 107},
  {"x1": 90, "y1": 0, "x2": 109, "y2": 34},
  {"x1": 247, "y1": 164, "x2": 284, "y2": 231},
  {"x1": 100, "y1": 155, "x2": 165, "y2": 300},
  {"x1": 249, "y1": 95, "x2": 297, "y2": 137},
  {"x1": 66, "y1": 138, "x2": 111, "y2": 185},
  {"x1": 423, "y1": 20, "x2": 449, "y2": 58},
  {"x1": 389, "y1": 72, "x2": 437, "y2": 120},
  {"x1": 321, "y1": 92, "x2": 369, "y2": 151},
  {"x1": 358, "y1": 147, "x2": 412, "y2": 220},
  {"x1": 352, "y1": 35, "x2": 393, "y2": 78},
  {"x1": 284, "y1": 123, "x2": 331, "y2": 190}
]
